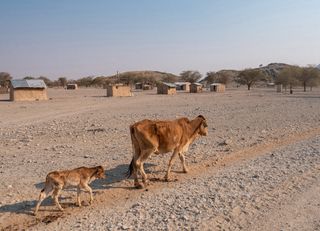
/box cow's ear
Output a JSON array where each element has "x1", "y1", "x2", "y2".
[{"x1": 197, "y1": 115, "x2": 205, "y2": 120}]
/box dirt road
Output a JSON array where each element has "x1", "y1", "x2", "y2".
[{"x1": 0, "y1": 88, "x2": 319, "y2": 230}]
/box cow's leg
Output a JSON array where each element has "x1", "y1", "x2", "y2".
[
  {"x1": 165, "y1": 150, "x2": 179, "y2": 181},
  {"x1": 133, "y1": 158, "x2": 143, "y2": 188},
  {"x1": 179, "y1": 152, "x2": 188, "y2": 173},
  {"x1": 52, "y1": 187, "x2": 64, "y2": 211},
  {"x1": 34, "y1": 184, "x2": 53, "y2": 215},
  {"x1": 76, "y1": 187, "x2": 82, "y2": 207}
]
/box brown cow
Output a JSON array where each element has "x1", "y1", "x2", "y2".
[
  {"x1": 34, "y1": 166, "x2": 105, "y2": 215},
  {"x1": 127, "y1": 115, "x2": 208, "y2": 188}
]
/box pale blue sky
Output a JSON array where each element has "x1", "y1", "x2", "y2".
[{"x1": 0, "y1": 0, "x2": 319, "y2": 79}]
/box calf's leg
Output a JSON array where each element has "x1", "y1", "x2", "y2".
[
  {"x1": 34, "y1": 184, "x2": 53, "y2": 215},
  {"x1": 77, "y1": 187, "x2": 82, "y2": 207}
]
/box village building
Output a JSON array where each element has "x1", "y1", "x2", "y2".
[
  {"x1": 135, "y1": 82, "x2": 143, "y2": 90},
  {"x1": 107, "y1": 84, "x2": 132, "y2": 97},
  {"x1": 66, "y1": 83, "x2": 78, "y2": 90},
  {"x1": 157, "y1": 82, "x2": 176, "y2": 95},
  {"x1": 10, "y1": 79, "x2": 48, "y2": 101},
  {"x1": 142, "y1": 84, "x2": 153, "y2": 90},
  {"x1": 190, "y1": 83, "x2": 203, "y2": 93},
  {"x1": 210, "y1": 83, "x2": 225, "y2": 93},
  {"x1": 175, "y1": 82, "x2": 191, "y2": 92}
]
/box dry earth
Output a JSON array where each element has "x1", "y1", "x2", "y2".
[{"x1": 0, "y1": 87, "x2": 319, "y2": 230}]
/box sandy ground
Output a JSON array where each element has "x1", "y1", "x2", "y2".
[{"x1": 0, "y1": 87, "x2": 319, "y2": 230}]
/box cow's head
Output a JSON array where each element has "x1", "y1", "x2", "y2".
[
  {"x1": 95, "y1": 166, "x2": 106, "y2": 179},
  {"x1": 197, "y1": 115, "x2": 208, "y2": 136}
]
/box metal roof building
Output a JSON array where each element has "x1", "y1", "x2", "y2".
[{"x1": 10, "y1": 79, "x2": 48, "y2": 101}]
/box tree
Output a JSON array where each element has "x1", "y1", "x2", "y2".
[
  {"x1": 161, "y1": 74, "x2": 178, "y2": 83},
  {"x1": 180, "y1": 70, "x2": 201, "y2": 83},
  {"x1": 58, "y1": 77, "x2": 67, "y2": 88},
  {"x1": 236, "y1": 69, "x2": 265, "y2": 90},
  {"x1": 205, "y1": 71, "x2": 216, "y2": 84},
  {"x1": 0, "y1": 72, "x2": 12, "y2": 88},
  {"x1": 275, "y1": 66, "x2": 301, "y2": 92},
  {"x1": 299, "y1": 67, "x2": 320, "y2": 91},
  {"x1": 76, "y1": 76, "x2": 93, "y2": 87}
]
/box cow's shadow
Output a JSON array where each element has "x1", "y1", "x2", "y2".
[{"x1": 0, "y1": 163, "x2": 156, "y2": 215}]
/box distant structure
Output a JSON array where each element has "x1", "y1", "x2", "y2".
[
  {"x1": 107, "y1": 84, "x2": 132, "y2": 97},
  {"x1": 135, "y1": 82, "x2": 143, "y2": 90},
  {"x1": 157, "y1": 82, "x2": 176, "y2": 95},
  {"x1": 175, "y1": 82, "x2": 191, "y2": 92},
  {"x1": 190, "y1": 83, "x2": 203, "y2": 93},
  {"x1": 10, "y1": 79, "x2": 48, "y2": 101},
  {"x1": 142, "y1": 84, "x2": 153, "y2": 90},
  {"x1": 276, "y1": 84, "x2": 282, "y2": 93},
  {"x1": 210, "y1": 83, "x2": 225, "y2": 93},
  {"x1": 66, "y1": 83, "x2": 78, "y2": 90}
]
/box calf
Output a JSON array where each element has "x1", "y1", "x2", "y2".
[{"x1": 34, "y1": 165, "x2": 105, "y2": 215}]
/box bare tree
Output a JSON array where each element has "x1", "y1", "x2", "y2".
[
  {"x1": 236, "y1": 69, "x2": 265, "y2": 90},
  {"x1": 180, "y1": 70, "x2": 202, "y2": 83}
]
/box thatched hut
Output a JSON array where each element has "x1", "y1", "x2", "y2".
[
  {"x1": 10, "y1": 79, "x2": 48, "y2": 101},
  {"x1": 190, "y1": 83, "x2": 203, "y2": 93},
  {"x1": 107, "y1": 84, "x2": 132, "y2": 97},
  {"x1": 175, "y1": 82, "x2": 190, "y2": 92},
  {"x1": 210, "y1": 83, "x2": 225, "y2": 93},
  {"x1": 157, "y1": 82, "x2": 176, "y2": 95},
  {"x1": 66, "y1": 83, "x2": 78, "y2": 90}
]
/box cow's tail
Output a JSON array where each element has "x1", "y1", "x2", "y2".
[{"x1": 126, "y1": 125, "x2": 136, "y2": 178}]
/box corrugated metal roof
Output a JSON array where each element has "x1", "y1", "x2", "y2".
[
  {"x1": 191, "y1": 83, "x2": 202, "y2": 86},
  {"x1": 210, "y1": 83, "x2": 222, "y2": 86},
  {"x1": 162, "y1": 82, "x2": 176, "y2": 88},
  {"x1": 11, "y1": 79, "x2": 47, "y2": 89}
]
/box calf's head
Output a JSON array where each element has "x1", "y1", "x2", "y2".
[
  {"x1": 197, "y1": 115, "x2": 208, "y2": 136},
  {"x1": 95, "y1": 166, "x2": 106, "y2": 179}
]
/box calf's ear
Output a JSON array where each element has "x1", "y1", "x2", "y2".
[{"x1": 197, "y1": 115, "x2": 205, "y2": 120}]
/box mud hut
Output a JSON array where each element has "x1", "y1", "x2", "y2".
[
  {"x1": 66, "y1": 83, "x2": 78, "y2": 90},
  {"x1": 210, "y1": 83, "x2": 225, "y2": 93},
  {"x1": 157, "y1": 82, "x2": 176, "y2": 95},
  {"x1": 10, "y1": 79, "x2": 48, "y2": 101},
  {"x1": 107, "y1": 84, "x2": 132, "y2": 97},
  {"x1": 175, "y1": 82, "x2": 190, "y2": 92},
  {"x1": 190, "y1": 83, "x2": 203, "y2": 93}
]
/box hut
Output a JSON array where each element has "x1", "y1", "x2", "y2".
[
  {"x1": 210, "y1": 83, "x2": 225, "y2": 93},
  {"x1": 135, "y1": 82, "x2": 143, "y2": 90},
  {"x1": 175, "y1": 82, "x2": 191, "y2": 92},
  {"x1": 157, "y1": 82, "x2": 176, "y2": 95},
  {"x1": 66, "y1": 83, "x2": 78, "y2": 90},
  {"x1": 107, "y1": 84, "x2": 132, "y2": 97},
  {"x1": 190, "y1": 83, "x2": 203, "y2": 93},
  {"x1": 142, "y1": 84, "x2": 153, "y2": 90},
  {"x1": 10, "y1": 79, "x2": 48, "y2": 101}
]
